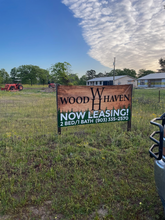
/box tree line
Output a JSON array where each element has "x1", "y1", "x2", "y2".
[
  {"x1": 0, "y1": 62, "x2": 84, "y2": 86},
  {"x1": 0, "y1": 58, "x2": 165, "y2": 86}
]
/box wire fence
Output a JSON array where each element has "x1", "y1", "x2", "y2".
[
  {"x1": 1, "y1": 87, "x2": 165, "y2": 142},
  {"x1": 0, "y1": 89, "x2": 57, "y2": 141},
  {"x1": 133, "y1": 88, "x2": 165, "y2": 103}
]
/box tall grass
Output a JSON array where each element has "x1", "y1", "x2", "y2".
[
  {"x1": 0, "y1": 88, "x2": 165, "y2": 219},
  {"x1": 0, "y1": 90, "x2": 56, "y2": 139}
]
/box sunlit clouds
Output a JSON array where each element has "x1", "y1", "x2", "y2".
[{"x1": 62, "y1": 0, "x2": 165, "y2": 71}]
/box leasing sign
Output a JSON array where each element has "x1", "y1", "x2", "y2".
[{"x1": 57, "y1": 85, "x2": 132, "y2": 128}]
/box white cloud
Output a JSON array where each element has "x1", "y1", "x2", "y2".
[{"x1": 62, "y1": 0, "x2": 165, "y2": 72}]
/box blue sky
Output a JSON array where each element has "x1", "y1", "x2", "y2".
[
  {"x1": 1, "y1": 0, "x2": 165, "y2": 77},
  {"x1": 0, "y1": 0, "x2": 111, "y2": 77}
]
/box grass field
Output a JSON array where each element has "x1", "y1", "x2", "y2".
[{"x1": 0, "y1": 87, "x2": 165, "y2": 220}]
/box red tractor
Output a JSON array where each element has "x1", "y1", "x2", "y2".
[
  {"x1": 48, "y1": 83, "x2": 55, "y2": 88},
  {"x1": 1, "y1": 83, "x2": 23, "y2": 91}
]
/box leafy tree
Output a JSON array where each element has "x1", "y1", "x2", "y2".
[
  {"x1": 104, "y1": 71, "x2": 111, "y2": 76},
  {"x1": 107, "y1": 69, "x2": 123, "y2": 76},
  {"x1": 38, "y1": 69, "x2": 50, "y2": 85},
  {"x1": 107, "y1": 68, "x2": 137, "y2": 78},
  {"x1": 96, "y1": 72, "x2": 105, "y2": 78},
  {"x1": 0, "y1": 69, "x2": 10, "y2": 83},
  {"x1": 86, "y1": 69, "x2": 96, "y2": 80},
  {"x1": 50, "y1": 62, "x2": 71, "y2": 85},
  {"x1": 0, "y1": 75, "x2": 3, "y2": 84},
  {"x1": 159, "y1": 58, "x2": 165, "y2": 72},
  {"x1": 11, "y1": 66, "x2": 49, "y2": 85},
  {"x1": 68, "y1": 73, "x2": 79, "y2": 85},
  {"x1": 122, "y1": 68, "x2": 137, "y2": 78},
  {"x1": 10, "y1": 67, "x2": 18, "y2": 82},
  {"x1": 78, "y1": 75, "x2": 87, "y2": 85},
  {"x1": 17, "y1": 65, "x2": 40, "y2": 85},
  {"x1": 138, "y1": 69, "x2": 155, "y2": 78}
]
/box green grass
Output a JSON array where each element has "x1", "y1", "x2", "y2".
[{"x1": 0, "y1": 87, "x2": 165, "y2": 219}]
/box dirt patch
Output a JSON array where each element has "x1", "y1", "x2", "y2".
[
  {"x1": 0, "y1": 201, "x2": 64, "y2": 220},
  {"x1": 40, "y1": 88, "x2": 56, "y2": 93},
  {"x1": 24, "y1": 87, "x2": 44, "y2": 90},
  {"x1": 88, "y1": 205, "x2": 109, "y2": 219},
  {"x1": 27, "y1": 204, "x2": 64, "y2": 220},
  {"x1": 0, "y1": 215, "x2": 10, "y2": 220}
]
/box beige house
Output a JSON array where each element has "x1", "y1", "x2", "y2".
[
  {"x1": 138, "y1": 72, "x2": 165, "y2": 88},
  {"x1": 86, "y1": 75, "x2": 137, "y2": 88}
]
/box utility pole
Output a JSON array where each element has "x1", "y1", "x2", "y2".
[{"x1": 113, "y1": 57, "x2": 116, "y2": 85}]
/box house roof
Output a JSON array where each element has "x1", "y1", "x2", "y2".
[
  {"x1": 87, "y1": 75, "x2": 136, "y2": 82},
  {"x1": 138, "y1": 72, "x2": 165, "y2": 80}
]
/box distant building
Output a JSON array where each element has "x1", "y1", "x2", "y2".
[
  {"x1": 86, "y1": 75, "x2": 137, "y2": 88},
  {"x1": 138, "y1": 73, "x2": 165, "y2": 88}
]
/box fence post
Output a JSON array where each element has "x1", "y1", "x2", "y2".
[
  {"x1": 56, "y1": 84, "x2": 61, "y2": 135},
  {"x1": 127, "y1": 84, "x2": 133, "y2": 132}
]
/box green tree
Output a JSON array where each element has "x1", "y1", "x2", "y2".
[
  {"x1": 122, "y1": 68, "x2": 137, "y2": 78},
  {"x1": 96, "y1": 72, "x2": 105, "y2": 78},
  {"x1": 0, "y1": 69, "x2": 10, "y2": 83},
  {"x1": 86, "y1": 69, "x2": 96, "y2": 80},
  {"x1": 50, "y1": 62, "x2": 71, "y2": 85},
  {"x1": 38, "y1": 69, "x2": 50, "y2": 85},
  {"x1": 107, "y1": 68, "x2": 137, "y2": 78},
  {"x1": 68, "y1": 73, "x2": 79, "y2": 85},
  {"x1": 78, "y1": 75, "x2": 87, "y2": 85},
  {"x1": 10, "y1": 67, "x2": 18, "y2": 82},
  {"x1": 17, "y1": 65, "x2": 40, "y2": 85},
  {"x1": 0, "y1": 75, "x2": 3, "y2": 84},
  {"x1": 138, "y1": 69, "x2": 155, "y2": 78},
  {"x1": 159, "y1": 58, "x2": 165, "y2": 72},
  {"x1": 107, "y1": 69, "x2": 123, "y2": 76}
]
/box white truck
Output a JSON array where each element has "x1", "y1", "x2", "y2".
[{"x1": 149, "y1": 113, "x2": 165, "y2": 215}]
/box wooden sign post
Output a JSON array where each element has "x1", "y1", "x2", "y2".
[{"x1": 56, "y1": 84, "x2": 133, "y2": 134}]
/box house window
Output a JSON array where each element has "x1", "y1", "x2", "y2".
[
  {"x1": 96, "y1": 81, "x2": 97, "y2": 85},
  {"x1": 88, "y1": 82, "x2": 89, "y2": 85},
  {"x1": 140, "y1": 80, "x2": 145, "y2": 85},
  {"x1": 100, "y1": 81, "x2": 102, "y2": 85}
]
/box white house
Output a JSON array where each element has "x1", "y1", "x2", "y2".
[{"x1": 86, "y1": 75, "x2": 137, "y2": 88}]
